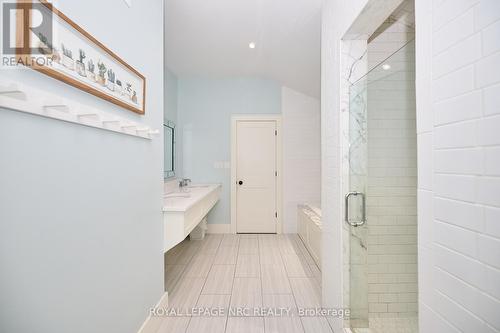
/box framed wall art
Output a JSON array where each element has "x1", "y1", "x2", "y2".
[{"x1": 15, "y1": 0, "x2": 146, "y2": 114}]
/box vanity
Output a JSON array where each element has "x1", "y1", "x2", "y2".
[
  {"x1": 162, "y1": 119, "x2": 221, "y2": 251},
  {"x1": 163, "y1": 184, "x2": 221, "y2": 252}
]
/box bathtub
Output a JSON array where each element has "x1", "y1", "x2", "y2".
[{"x1": 297, "y1": 203, "x2": 322, "y2": 268}]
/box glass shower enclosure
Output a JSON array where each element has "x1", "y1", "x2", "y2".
[{"x1": 346, "y1": 40, "x2": 418, "y2": 333}]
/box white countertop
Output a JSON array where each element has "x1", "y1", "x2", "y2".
[{"x1": 163, "y1": 184, "x2": 222, "y2": 212}]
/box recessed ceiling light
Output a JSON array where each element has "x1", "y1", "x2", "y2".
[
  {"x1": 248, "y1": 42, "x2": 256, "y2": 49},
  {"x1": 382, "y1": 63, "x2": 391, "y2": 70}
]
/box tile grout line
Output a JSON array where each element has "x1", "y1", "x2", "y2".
[
  {"x1": 295, "y1": 234, "x2": 336, "y2": 332},
  {"x1": 297, "y1": 235, "x2": 323, "y2": 287},
  {"x1": 166, "y1": 234, "x2": 330, "y2": 333},
  {"x1": 224, "y1": 234, "x2": 239, "y2": 333},
  {"x1": 182, "y1": 239, "x2": 203, "y2": 333},
  {"x1": 278, "y1": 234, "x2": 307, "y2": 333},
  {"x1": 165, "y1": 241, "x2": 188, "y2": 292},
  {"x1": 258, "y1": 235, "x2": 265, "y2": 333},
  {"x1": 186, "y1": 235, "x2": 222, "y2": 333},
  {"x1": 160, "y1": 239, "x2": 200, "y2": 333},
  {"x1": 176, "y1": 240, "x2": 201, "y2": 287},
  {"x1": 294, "y1": 235, "x2": 336, "y2": 332},
  {"x1": 176, "y1": 240, "x2": 199, "y2": 280}
]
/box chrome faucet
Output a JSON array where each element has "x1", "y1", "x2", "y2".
[{"x1": 179, "y1": 178, "x2": 192, "y2": 188}]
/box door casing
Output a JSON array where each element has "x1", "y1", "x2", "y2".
[{"x1": 230, "y1": 115, "x2": 283, "y2": 234}]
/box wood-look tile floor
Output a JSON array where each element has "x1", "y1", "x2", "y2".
[{"x1": 152, "y1": 234, "x2": 333, "y2": 333}]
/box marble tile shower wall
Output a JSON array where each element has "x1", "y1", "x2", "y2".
[
  {"x1": 366, "y1": 19, "x2": 417, "y2": 318},
  {"x1": 342, "y1": 39, "x2": 369, "y2": 327}
]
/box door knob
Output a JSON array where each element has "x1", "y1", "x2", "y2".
[{"x1": 238, "y1": 180, "x2": 243, "y2": 185}]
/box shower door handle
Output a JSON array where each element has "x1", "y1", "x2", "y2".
[{"x1": 345, "y1": 191, "x2": 366, "y2": 227}]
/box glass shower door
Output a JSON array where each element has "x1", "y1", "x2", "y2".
[{"x1": 347, "y1": 40, "x2": 417, "y2": 333}]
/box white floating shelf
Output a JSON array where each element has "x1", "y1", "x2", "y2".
[{"x1": 0, "y1": 78, "x2": 158, "y2": 140}]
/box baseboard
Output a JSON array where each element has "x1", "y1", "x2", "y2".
[
  {"x1": 137, "y1": 292, "x2": 168, "y2": 333},
  {"x1": 206, "y1": 223, "x2": 231, "y2": 234}
]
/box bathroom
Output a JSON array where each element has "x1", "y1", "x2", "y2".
[
  {"x1": 161, "y1": 1, "x2": 418, "y2": 332},
  {"x1": 161, "y1": 1, "x2": 324, "y2": 330},
  {"x1": 1, "y1": 1, "x2": 499, "y2": 333}
]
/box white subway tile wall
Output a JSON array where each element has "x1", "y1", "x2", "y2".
[
  {"x1": 282, "y1": 87, "x2": 321, "y2": 233},
  {"x1": 417, "y1": 0, "x2": 500, "y2": 332}
]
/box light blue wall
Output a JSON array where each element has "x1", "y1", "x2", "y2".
[
  {"x1": 178, "y1": 77, "x2": 281, "y2": 225},
  {"x1": 0, "y1": 1, "x2": 164, "y2": 333},
  {"x1": 165, "y1": 69, "x2": 181, "y2": 178},
  {"x1": 165, "y1": 69, "x2": 178, "y2": 124}
]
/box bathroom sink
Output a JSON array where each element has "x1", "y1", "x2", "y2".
[
  {"x1": 163, "y1": 184, "x2": 222, "y2": 252},
  {"x1": 165, "y1": 194, "x2": 191, "y2": 199}
]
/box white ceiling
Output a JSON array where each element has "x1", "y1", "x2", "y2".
[{"x1": 165, "y1": 0, "x2": 322, "y2": 98}]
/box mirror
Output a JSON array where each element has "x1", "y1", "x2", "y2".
[{"x1": 164, "y1": 120, "x2": 175, "y2": 178}]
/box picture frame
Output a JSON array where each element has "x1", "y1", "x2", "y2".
[{"x1": 15, "y1": 0, "x2": 146, "y2": 115}]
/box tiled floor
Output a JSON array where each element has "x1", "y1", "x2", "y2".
[{"x1": 151, "y1": 233, "x2": 332, "y2": 333}]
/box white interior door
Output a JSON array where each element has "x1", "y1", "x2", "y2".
[{"x1": 236, "y1": 120, "x2": 277, "y2": 233}]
